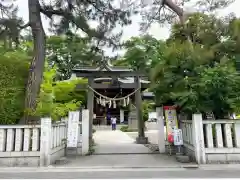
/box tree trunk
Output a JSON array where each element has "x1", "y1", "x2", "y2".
[
  {"x1": 163, "y1": 0, "x2": 194, "y2": 47},
  {"x1": 163, "y1": 0, "x2": 185, "y2": 23},
  {"x1": 22, "y1": 0, "x2": 46, "y2": 124}
]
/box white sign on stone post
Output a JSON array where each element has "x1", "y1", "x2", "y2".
[
  {"x1": 82, "y1": 109, "x2": 89, "y2": 155},
  {"x1": 67, "y1": 111, "x2": 79, "y2": 148},
  {"x1": 173, "y1": 129, "x2": 183, "y2": 146}
]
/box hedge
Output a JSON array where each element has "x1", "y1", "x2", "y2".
[{"x1": 0, "y1": 51, "x2": 29, "y2": 124}]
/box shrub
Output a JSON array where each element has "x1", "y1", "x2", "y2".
[
  {"x1": 142, "y1": 101, "x2": 154, "y2": 122},
  {"x1": 54, "y1": 78, "x2": 87, "y2": 105},
  {"x1": 33, "y1": 65, "x2": 56, "y2": 118},
  {"x1": 120, "y1": 125, "x2": 129, "y2": 132},
  {"x1": 34, "y1": 65, "x2": 87, "y2": 121},
  {"x1": 0, "y1": 51, "x2": 29, "y2": 124},
  {"x1": 120, "y1": 125, "x2": 138, "y2": 132},
  {"x1": 51, "y1": 100, "x2": 81, "y2": 121}
]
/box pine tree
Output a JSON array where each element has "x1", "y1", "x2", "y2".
[
  {"x1": 24, "y1": 0, "x2": 133, "y2": 123},
  {"x1": 0, "y1": 0, "x2": 26, "y2": 49}
]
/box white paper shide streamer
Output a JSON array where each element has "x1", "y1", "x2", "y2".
[{"x1": 89, "y1": 85, "x2": 139, "y2": 109}]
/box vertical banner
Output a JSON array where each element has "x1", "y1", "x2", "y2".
[
  {"x1": 120, "y1": 109, "x2": 124, "y2": 123},
  {"x1": 164, "y1": 106, "x2": 178, "y2": 136}
]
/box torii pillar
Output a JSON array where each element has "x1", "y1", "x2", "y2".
[
  {"x1": 135, "y1": 76, "x2": 148, "y2": 144},
  {"x1": 87, "y1": 77, "x2": 94, "y2": 140}
]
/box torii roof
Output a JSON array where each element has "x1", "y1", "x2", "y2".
[
  {"x1": 73, "y1": 59, "x2": 132, "y2": 72},
  {"x1": 71, "y1": 59, "x2": 150, "y2": 84}
]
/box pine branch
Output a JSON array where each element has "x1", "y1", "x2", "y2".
[
  {"x1": 40, "y1": 6, "x2": 97, "y2": 37},
  {"x1": 19, "y1": 22, "x2": 30, "y2": 29}
]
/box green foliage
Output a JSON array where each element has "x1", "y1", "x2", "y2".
[
  {"x1": 51, "y1": 78, "x2": 87, "y2": 120},
  {"x1": 150, "y1": 14, "x2": 240, "y2": 117},
  {"x1": 120, "y1": 125, "x2": 129, "y2": 132},
  {"x1": 54, "y1": 78, "x2": 87, "y2": 104},
  {"x1": 171, "y1": 63, "x2": 240, "y2": 117},
  {"x1": 111, "y1": 13, "x2": 240, "y2": 118},
  {"x1": 168, "y1": 13, "x2": 225, "y2": 47},
  {"x1": 0, "y1": 50, "x2": 29, "y2": 124},
  {"x1": 114, "y1": 35, "x2": 166, "y2": 73},
  {"x1": 151, "y1": 40, "x2": 240, "y2": 116},
  {"x1": 120, "y1": 125, "x2": 138, "y2": 132},
  {"x1": 0, "y1": 1, "x2": 24, "y2": 50},
  {"x1": 142, "y1": 101, "x2": 154, "y2": 122},
  {"x1": 151, "y1": 41, "x2": 214, "y2": 106},
  {"x1": 51, "y1": 100, "x2": 81, "y2": 121},
  {"x1": 46, "y1": 35, "x2": 102, "y2": 80},
  {"x1": 33, "y1": 65, "x2": 87, "y2": 121},
  {"x1": 140, "y1": 0, "x2": 234, "y2": 32},
  {"x1": 41, "y1": 1, "x2": 133, "y2": 49},
  {"x1": 33, "y1": 64, "x2": 56, "y2": 118}
]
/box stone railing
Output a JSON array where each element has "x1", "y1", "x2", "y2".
[
  {"x1": 179, "y1": 114, "x2": 240, "y2": 164},
  {"x1": 202, "y1": 119, "x2": 240, "y2": 163},
  {"x1": 0, "y1": 121, "x2": 67, "y2": 166},
  {"x1": 179, "y1": 120, "x2": 195, "y2": 160},
  {"x1": 49, "y1": 122, "x2": 67, "y2": 165},
  {"x1": 0, "y1": 125, "x2": 41, "y2": 166},
  {"x1": 0, "y1": 109, "x2": 90, "y2": 167}
]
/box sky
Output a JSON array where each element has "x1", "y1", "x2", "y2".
[{"x1": 16, "y1": 0, "x2": 240, "y2": 56}]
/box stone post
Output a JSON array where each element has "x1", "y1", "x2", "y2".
[
  {"x1": 82, "y1": 109, "x2": 89, "y2": 155},
  {"x1": 192, "y1": 114, "x2": 206, "y2": 164},
  {"x1": 128, "y1": 104, "x2": 138, "y2": 129},
  {"x1": 40, "y1": 117, "x2": 52, "y2": 166},
  {"x1": 156, "y1": 107, "x2": 166, "y2": 153}
]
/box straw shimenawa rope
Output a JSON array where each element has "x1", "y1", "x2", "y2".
[{"x1": 88, "y1": 85, "x2": 140, "y2": 101}]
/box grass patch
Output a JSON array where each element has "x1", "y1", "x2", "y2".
[{"x1": 120, "y1": 125, "x2": 138, "y2": 132}]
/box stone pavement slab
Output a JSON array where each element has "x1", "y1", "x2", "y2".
[
  {"x1": 3, "y1": 168, "x2": 240, "y2": 179},
  {"x1": 93, "y1": 130, "x2": 151, "y2": 154},
  {"x1": 94, "y1": 130, "x2": 135, "y2": 144},
  {"x1": 55, "y1": 154, "x2": 183, "y2": 167},
  {"x1": 54, "y1": 128, "x2": 186, "y2": 169}
]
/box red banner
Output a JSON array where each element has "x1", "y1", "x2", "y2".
[{"x1": 163, "y1": 106, "x2": 176, "y2": 110}]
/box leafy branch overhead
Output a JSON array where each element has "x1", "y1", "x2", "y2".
[
  {"x1": 0, "y1": 1, "x2": 28, "y2": 48},
  {"x1": 39, "y1": 0, "x2": 133, "y2": 48},
  {"x1": 139, "y1": 0, "x2": 235, "y2": 31},
  {"x1": 0, "y1": 0, "x2": 133, "y2": 49}
]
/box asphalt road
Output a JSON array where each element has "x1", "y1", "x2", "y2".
[{"x1": 0, "y1": 168, "x2": 240, "y2": 179}]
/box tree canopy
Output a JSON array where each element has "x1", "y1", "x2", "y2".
[
  {"x1": 0, "y1": 0, "x2": 239, "y2": 123},
  {"x1": 113, "y1": 12, "x2": 240, "y2": 118}
]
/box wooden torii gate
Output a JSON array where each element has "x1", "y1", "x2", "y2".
[{"x1": 72, "y1": 60, "x2": 149, "y2": 144}]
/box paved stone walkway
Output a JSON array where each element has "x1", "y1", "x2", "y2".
[
  {"x1": 56, "y1": 154, "x2": 183, "y2": 168},
  {"x1": 93, "y1": 130, "x2": 151, "y2": 154},
  {"x1": 54, "y1": 126, "x2": 189, "y2": 168}
]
